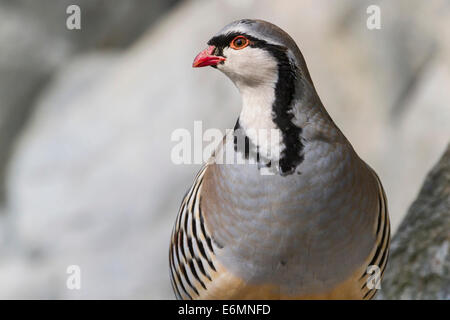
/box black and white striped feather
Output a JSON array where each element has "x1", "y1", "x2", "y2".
[{"x1": 169, "y1": 165, "x2": 218, "y2": 300}]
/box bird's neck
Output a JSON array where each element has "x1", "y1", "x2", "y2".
[
  {"x1": 239, "y1": 84, "x2": 277, "y2": 131},
  {"x1": 234, "y1": 74, "x2": 305, "y2": 174},
  {"x1": 236, "y1": 83, "x2": 283, "y2": 163}
]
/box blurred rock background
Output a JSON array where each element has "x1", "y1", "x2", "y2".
[
  {"x1": 0, "y1": 0, "x2": 448, "y2": 299},
  {"x1": 378, "y1": 144, "x2": 450, "y2": 300}
]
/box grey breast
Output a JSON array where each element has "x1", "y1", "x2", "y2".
[{"x1": 201, "y1": 135, "x2": 379, "y2": 295}]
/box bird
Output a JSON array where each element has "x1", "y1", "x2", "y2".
[{"x1": 169, "y1": 19, "x2": 390, "y2": 300}]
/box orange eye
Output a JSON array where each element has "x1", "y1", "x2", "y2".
[{"x1": 230, "y1": 36, "x2": 249, "y2": 50}]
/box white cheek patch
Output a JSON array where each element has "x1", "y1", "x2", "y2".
[{"x1": 219, "y1": 47, "x2": 278, "y2": 87}]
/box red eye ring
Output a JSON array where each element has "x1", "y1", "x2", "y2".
[{"x1": 230, "y1": 36, "x2": 249, "y2": 50}]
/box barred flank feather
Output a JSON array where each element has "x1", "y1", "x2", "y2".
[
  {"x1": 360, "y1": 170, "x2": 391, "y2": 300},
  {"x1": 169, "y1": 165, "x2": 217, "y2": 300}
]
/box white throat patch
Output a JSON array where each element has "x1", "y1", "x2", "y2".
[
  {"x1": 217, "y1": 44, "x2": 285, "y2": 162},
  {"x1": 236, "y1": 69, "x2": 284, "y2": 161}
]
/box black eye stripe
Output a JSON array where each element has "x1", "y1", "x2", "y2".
[
  {"x1": 207, "y1": 32, "x2": 238, "y2": 47},
  {"x1": 207, "y1": 32, "x2": 260, "y2": 50}
]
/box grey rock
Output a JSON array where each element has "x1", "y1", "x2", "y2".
[
  {"x1": 0, "y1": 0, "x2": 179, "y2": 203},
  {"x1": 378, "y1": 144, "x2": 450, "y2": 299}
]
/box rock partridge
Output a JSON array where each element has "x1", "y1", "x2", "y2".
[{"x1": 169, "y1": 19, "x2": 390, "y2": 300}]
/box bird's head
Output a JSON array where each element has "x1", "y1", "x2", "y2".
[
  {"x1": 193, "y1": 19, "x2": 325, "y2": 175},
  {"x1": 193, "y1": 19, "x2": 313, "y2": 91}
]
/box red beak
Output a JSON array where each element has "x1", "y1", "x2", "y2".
[{"x1": 192, "y1": 46, "x2": 226, "y2": 68}]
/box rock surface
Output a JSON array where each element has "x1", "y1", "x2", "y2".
[
  {"x1": 378, "y1": 144, "x2": 450, "y2": 300},
  {"x1": 0, "y1": 0, "x2": 179, "y2": 202}
]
